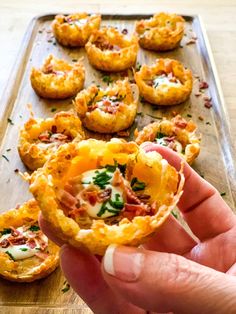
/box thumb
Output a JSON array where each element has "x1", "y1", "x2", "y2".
[{"x1": 102, "y1": 245, "x2": 236, "y2": 314}]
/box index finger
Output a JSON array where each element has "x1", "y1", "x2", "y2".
[{"x1": 144, "y1": 143, "x2": 236, "y2": 241}]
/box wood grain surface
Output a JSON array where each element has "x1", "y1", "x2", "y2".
[{"x1": 0, "y1": 2, "x2": 235, "y2": 313}]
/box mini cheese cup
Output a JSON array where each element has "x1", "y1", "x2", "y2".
[
  {"x1": 85, "y1": 27, "x2": 139, "y2": 72},
  {"x1": 0, "y1": 200, "x2": 59, "y2": 282},
  {"x1": 52, "y1": 13, "x2": 101, "y2": 47},
  {"x1": 30, "y1": 54, "x2": 85, "y2": 99},
  {"x1": 18, "y1": 111, "x2": 85, "y2": 171},
  {"x1": 135, "y1": 12, "x2": 185, "y2": 51},
  {"x1": 134, "y1": 58, "x2": 193, "y2": 106},
  {"x1": 135, "y1": 115, "x2": 201, "y2": 164},
  {"x1": 29, "y1": 139, "x2": 184, "y2": 256},
  {"x1": 74, "y1": 79, "x2": 139, "y2": 133}
]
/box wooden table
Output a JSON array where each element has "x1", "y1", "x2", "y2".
[{"x1": 0, "y1": 1, "x2": 235, "y2": 313}]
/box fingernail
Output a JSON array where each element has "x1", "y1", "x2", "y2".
[{"x1": 103, "y1": 244, "x2": 144, "y2": 282}]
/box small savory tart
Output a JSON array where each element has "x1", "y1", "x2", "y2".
[
  {"x1": 30, "y1": 54, "x2": 85, "y2": 99},
  {"x1": 134, "y1": 58, "x2": 193, "y2": 106},
  {"x1": 29, "y1": 139, "x2": 184, "y2": 256},
  {"x1": 135, "y1": 115, "x2": 200, "y2": 164},
  {"x1": 0, "y1": 199, "x2": 59, "y2": 282},
  {"x1": 18, "y1": 111, "x2": 85, "y2": 171},
  {"x1": 135, "y1": 12, "x2": 185, "y2": 51},
  {"x1": 74, "y1": 79, "x2": 138, "y2": 133},
  {"x1": 52, "y1": 13, "x2": 101, "y2": 47},
  {"x1": 85, "y1": 27, "x2": 139, "y2": 72}
]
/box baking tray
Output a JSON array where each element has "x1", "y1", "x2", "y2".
[{"x1": 0, "y1": 13, "x2": 235, "y2": 313}]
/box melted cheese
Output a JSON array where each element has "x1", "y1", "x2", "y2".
[
  {"x1": 153, "y1": 75, "x2": 181, "y2": 88},
  {"x1": 0, "y1": 227, "x2": 48, "y2": 261},
  {"x1": 78, "y1": 169, "x2": 125, "y2": 219}
]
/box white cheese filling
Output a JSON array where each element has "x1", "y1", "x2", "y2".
[
  {"x1": 156, "y1": 137, "x2": 183, "y2": 154},
  {"x1": 153, "y1": 75, "x2": 181, "y2": 88},
  {"x1": 77, "y1": 168, "x2": 125, "y2": 219},
  {"x1": 0, "y1": 227, "x2": 48, "y2": 261}
]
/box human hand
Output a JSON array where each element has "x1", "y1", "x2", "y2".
[{"x1": 40, "y1": 144, "x2": 236, "y2": 314}]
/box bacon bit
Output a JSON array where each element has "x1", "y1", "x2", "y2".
[
  {"x1": 0, "y1": 239, "x2": 9, "y2": 248},
  {"x1": 14, "y1": 168, "x2": 19, "y2": 173},
  {"x1": 199, "y1": 81, "x2": 209, "y2": 89},
  {"x1": 27, "y1": 239, "x2": 37, "y2": 249},
  {"x1": 121, "y1": 28, "x2": 128, "y2": 35},
  {"x1": 9, "y1": 236, "x2": 27, "y2": 246},
  {"x1": 138, "y1": 194, "x2": 151, "y2": 202},
  {"x1": 103, "y1": 105, "x2": 118, "y2": 114},
  {"x1": 86, "y1": 191, "x2": 98, "y2": 206},
  {"x1": 50, "y1": 133, "x2": 71, "y2": 143},
  {"x1": 122, "y1": 203, "x2": 152, "y2": 220},
  {"x1": 10, "y1": 227, "x2": 21, "y2": 237},
  {"x1": 164, "y1": 136, "x2": 176, "y2": 143},
  {"x1": 204, "y1": 101, "x2": 212, "y2": 109},
  {"x1": 198, "y1": 116, "x2": 204, "y2": 121},
  {"x1": 35, "y1": 252, "x2": 49, "y2": 260},
  {"x1": 194, "y1": 92, "x2": 202, "y2": 97},
  {"x1": 38, "y1": 131, "x2": 51, "y2": 142},
  {"x1": 173, "y1": 116, "x2": 187, "y2": 128},
  {"x1": 98, "y1": 188, "x2": 112, "y2": 202},
  {"x1": 125, "y1": 187, "x2": 142, "y2": 205},
  {"x1": 117, "y1": 130, "x2": 130, "y2": 137}
]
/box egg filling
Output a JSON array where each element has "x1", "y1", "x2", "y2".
[
  {"x1": 145, "y1": 73, "x2": 181, "y2": 89},
  {"x1": 58, "y1": 163, "x2": 155, "y2": 226},
  {"x1": 88, "y1": 95, "x2": 125, "y2": 114},
  {"x1": 156, "y1": 132, "x2": 183, "y2": 154},
  {"x1": 0, "y1": 225, "x2": 48, "y2": 261}
]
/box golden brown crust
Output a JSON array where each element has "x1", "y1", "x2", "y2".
[
  {"x1": 85, "y1": 27, "x2": 139, "y2": 72},
  {"x1": 73, "y1": 79, "x2": 138, "y2": 133},
  {"x1": 135, "y1": 115, "x2": 201, "y2": 164},
  {"x1": 134, "y1": 58, "x2": 193, "y2": 106},
  {"x1": 30, "y1": 54, "x2": 85, "y2": 99},
  {"x1": 135, "y1": 12, "x2": 185, "y2": 51},
  {"x1": 18, "y1": 111, "x2": 85, "y2": 171},
  {"x1": 52, "y1": 13, "x2": 101, "y2": 47},
  {"x1": 0, "y1": 200, "x2": 59, "y2": 282},
  {"x1": 29, "y1": 139, "x2": 184, "y2": 255}
]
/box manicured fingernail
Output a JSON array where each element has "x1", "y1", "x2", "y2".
[{"x1": 103, "y1": 244, "x2": 144, "y2": 282}]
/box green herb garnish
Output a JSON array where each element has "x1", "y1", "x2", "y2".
[
  {"x1": 131, "y1": 177, "x2": 146, "y2": 191},
  {"x1": 29, "y1": 225, "x2": 40, "y2": 232},
  {"x1": 187, "y1": 114, "x2": 192, "y2": 118},
  {"x1": 1, "y1": 228, "x2": 11, "y2": 235},
  {"x1": 220, "y1": 192, "x2": 226, "y2": 197},
  {"x1": 156, "y1": 132, "x2": 165, "y2": 139},
  {"x1": 92, "y1": 170, "x2": 112, "y2": 189},
  {"x1": 2, "y1": 155, "x2": 9, "y2": 162},
  {"x1": 102, "y1": 75, "x2": 113, "y2": 85},
  {"x1": 61, "y1": 282, "x2": 70, "y2": 293},
  {"x1": 6, "y1": 148, "x2": 11, "y2": 152},
  {"x1": 20, "y1": 248, "x2": 28, "y2": 252},
  {"x1": 109, "y1": 194, "x2": 124, "y2": 209},
  {"x1": 51, "y1": 108, "x2": 57, "y2": 112},
  {"x1": 7, "y1": 118, "x2": 14, "y2": 125},
  {"x1": 171, "y1": 210, "x2": 178, "y2": 219},
  {"x1": 6, "y1": 251, "x2": 16, "y2": 261}
]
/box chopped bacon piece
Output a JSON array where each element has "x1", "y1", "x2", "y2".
[
  {"x1": 103, "y1": 105, "x2": 118, "y2": 114},
  {"x1": 164, "y1": 136, "x2": 176, "y2": 143},
  {"x1": 125, "y1": 187, "x2": 142, "y2": 205},
  {"x1": 38, "y1": 131, "x2": 51, "y2": 142},
  {"x1": 98, "y1": 188, "x2": 112, "y2": 202},
  {"x1": 0, "y1": 239, "x2": 9, "y2": 248},
  {"x1": 8, "y1": 236, "x2": 27, "y2": 246},
  {"x1": 204, "y1": 102, "x2": 212, "y2": 109},
  {"x1": 68, "y1": 206, "x2": 86, "y2": 220},
  {"x1": 51, "y1": 125, "x2": 57, "y2": 133},
  {"x1": 35, "y1": 252, "x2": 49, "y2": 260},
  {"x1": 121, "y1": 28, "x2": 128, "y2": 35},
  {"x1": 27, "y1": 239, "x2": 37, "y2": 249},
  {"x1": 122, "y1": 203, "x2": 150, "y2": 220},
  {"x1": 86, "y1": 191, "x2": 98, "y2": 206},
  {"x1": 57, "y1": 189, "x2": 78, "y2": 210},
  {"x1": 199, "y1": 81, "x2": 209, "y2": 89},
  {"x1": 173, "y1": 116, "x2": 187, "y2": 128}
]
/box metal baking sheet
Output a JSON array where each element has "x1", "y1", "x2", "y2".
[{"x1": 0, "y1": 13, "x2": 235, "y2": 312}]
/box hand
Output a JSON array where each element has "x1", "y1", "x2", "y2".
[{"x1": 40, "y1": 144, "x2": 236, "y2": 314}]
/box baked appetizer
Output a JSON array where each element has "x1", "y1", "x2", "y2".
[
  {"x1": 29, "y1": 139, "x2": 184, "y2": 256},
  {"x1": 52, "y1": 13, "x2": 101, "y2": 47},
  {"x1": 74, "y1": 79, "x2": 138, "y2": 133},
  {"x1": 0, "y1": 199, "x2": 59, "y2": 282},
  {"x1": 134, "y1": 58, "x2": 193, "y2": 106},
  {"x1": 135, "y1": 12, "x2": 185, "y2": 51},
  {"x1": 30, "y1": 54, "x2": 85, "y2": 99},
  {"x1": 18, "y1": 111, "x2": 85, "y2": 171},
  {"x1": 135, "y1": 115, "x2": 200, "y2": 164},
  {"x1": 85, "y1": 27, "x2": 139, "y2": 72}
]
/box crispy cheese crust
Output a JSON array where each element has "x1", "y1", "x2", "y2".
[
  {"x1": 52, "y1": 13, "x2": 101, "y2": 47},
  {"x1": 29, "y1": 139, "x2": 184, "y2": 256},
  {"x1": 18, "y1": 111, "x2": 85, "y2": 171},
  {"x1": 0, "y1": 200, "x2": 59, "y2": 282},
  {"x1": 30, "y1": 54, "x2": 85, "y2": 99},
  {"x1": 135, "y1": 115, "x2": 201, "y2": 164},
  {"x1": 85, "y1": 27, "x2": 139, "y2": 72},
  {"x1": 134, "y1": 58, "x2": 193, "y2": 106},
  {"x1": 73, "y1": 79, "x2": 138, "y2": 133},
  {"x1": 135, "y1": 12, "x2": 185, "y2": 51}
]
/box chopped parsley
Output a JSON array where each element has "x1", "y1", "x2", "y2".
[
  {"x1": 6, "y1": 148, "x2": 11, "y2": 152},
  {"x1": 187, "y1": 114, "x2": 192, "y2": 118},
  {"x1": 20, "y1": 248, "x2": 28, "y2": 252},
  {"x1": 29, "y1": 225, "x2": 40, "y2": 232},
  {"x1": 136, "y1": 62, "x2": 142, "y2": 71},
  {"x1": 7, "y1": 118, "x2": 14, "y2": 125},
  {"x1": 131, "y1": 177, "x2": 146, "y2": 191},
  {"x1": 108, "y1": 194, "x2": 124, "y2": 209},
  {"x1": 6, "y1": 251, "x2": 16, "y2": 261},
  {"x1": 102, "y1": 75, "x2": 113, "y2": 85},
  {"x1": 220, "y1": 192, "x2": 226, "y2": 197},
  {"x1": 156, "y1": 132, "x2": 165, "y2": 139},
  {"x1": 97, "y1": 199, "x2": 122, "y2": 217},
  {"x1": 2, "y1": 155, "x2": 9, "y2": 162},
  {"x1": 171, "y1": 210, "x2": 178, "y2": 219},
  {"x1": 105, "y1": 161, "x2": 126, "y2": 175},
  {"x1": 61, "y1": 282, "x2": 70, "y2": 293},
  {"x1": 1, "y1": 228, "x2": 11, "y2": 235},
  {"x1": 92, "y1": 170, "x2": 112, "y2": 189}
]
